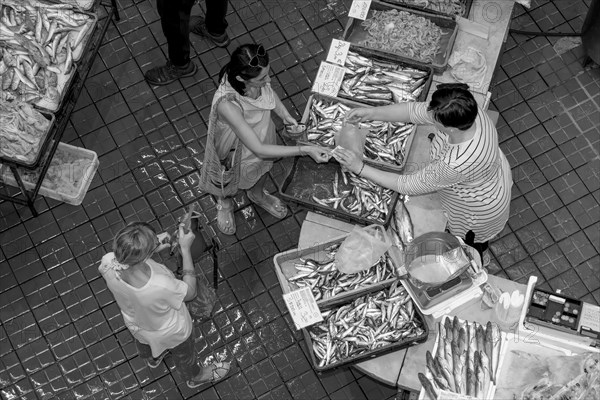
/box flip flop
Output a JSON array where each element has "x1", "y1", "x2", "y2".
[
  {"x1": 216, "y1": 199, "x2": 236, "y2": 235},
  {"x1": 187, "y1": 361, "x2": 231, "y2": 389},
  {"x1": 247, "y1": 190, "x2": 287, "y2": 219}
]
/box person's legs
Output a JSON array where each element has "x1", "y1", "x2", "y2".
[
  {"x1": 170, "y1": 333, "x2": 201, "y2": 381},
  {"x1": 190, "y1": 0, "x2": 230, "y2": 47},
  {"x1": 464, "y1": 230, "x2": 490, "y2": 267},
  {"x1": 246, "y1": 174, "x2": 287, "y2": 219},
  {"x1": 205, "y1": 0, "x2": 228, "y2": 35},
  {"x1": 136, "y1": 339, "x2": 168, "y2": 368},
  {"x1": 146, "y1": 0, "x2": 197, "y2": 85}
]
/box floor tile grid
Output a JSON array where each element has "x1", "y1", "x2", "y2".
[
  {"x1": 488, "y1": 2, "x2": 599, "y2": 303},
  {"x1": 1, "y1": 0, "x2": 600, "y2": 400}
]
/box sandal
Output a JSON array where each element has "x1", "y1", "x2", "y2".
[
  {"x1": 216, "y1": 199, "x2": 236, "y2": 235},
  {"x1": 247, "y1": 190, "x2": 287, "y2": 219},
  {"x1": 187, "y1": 361, "x2": 231, "y2": 389}
]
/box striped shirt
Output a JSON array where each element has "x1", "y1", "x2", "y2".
[{"x1": 397, "y1": 103, "x2": 512, "y2": 243}]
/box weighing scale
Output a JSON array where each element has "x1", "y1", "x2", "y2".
[{"x1": 401, "y1": 268, "x2": 488, "y2": 319}]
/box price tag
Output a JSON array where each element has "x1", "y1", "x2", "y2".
[
  {"x1": 312, "y1": 61, "x2": 345, "y2": 97},
  {"x1": 348, "y1": 0, "x2": 371, "y2": 20},
  {"x1": 283, "y1": 287, "x2": 323, "y2": 330},
  {"x1": 326, "y1": 39, "x2": 351, "y2": 66}
]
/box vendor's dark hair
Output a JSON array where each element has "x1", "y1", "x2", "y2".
[
  {"x1": 113, "y1": 222, "x2": 157, "y2": 266},
  {"x1": 428, "y1": 83, "x2": 477, "y2": 131},
  {"x1": 219, "y1": 44, "x2": 269, "y2": 95}
]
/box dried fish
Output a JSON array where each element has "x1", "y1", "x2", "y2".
[{"x1": 1, "y1": 100, "x2": 50, "y2": 161}]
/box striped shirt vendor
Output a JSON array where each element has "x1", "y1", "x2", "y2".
[{"x1": 334, "y1": 83, "x2": 513, "y2": 265}]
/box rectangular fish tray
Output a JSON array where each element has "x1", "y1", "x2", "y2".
[
  {"x1": 342, "y1": 0, "x2": 459, "y2": 73},
  {"x1": 302, "y1": 280, "x2": 429, "y2": 372},
  {"x1": 300, "y1": 93, "x2": 416, "y2": 173},
  {"x1": 273, "y1": 234, "x2": 398, "y2": 308}
]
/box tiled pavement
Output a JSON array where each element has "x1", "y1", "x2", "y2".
[{"x1": 0, "y1": 0, "x2": 598, "y2": 399}]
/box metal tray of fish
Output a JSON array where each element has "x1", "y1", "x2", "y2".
[
  {"x1": 278, "y1": 155, "x2": 400, "y2": 227},
  {"x1": 380, "y1": 0, "x2": 474, "y2": 18},
  {"x1": 339, "y1": 46, "x2": 434, "y2": 106},
  {"x1": 273, "y1": 234, "x2": 399, "y2": 308},
  {"x1": 342, "y1": 0, "x2": 459, "y2": 73},
  {"x1": 301, "y1": 94, "x2": 415, "y2": 172},
  {"x1": 0, "y1": 107, "x2": 56, "y2": 169},
  {"x1": 303, "y1": 280, "x2": 429, "y2": 371}
]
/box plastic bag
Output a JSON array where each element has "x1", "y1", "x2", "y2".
[
  {"x1": 334, "y1": 123, "x2": 368, "y2": 158},
  {"x1": 335, "y1": 225, "x2": 392, "y2": 274}
]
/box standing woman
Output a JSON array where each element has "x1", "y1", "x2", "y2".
[
  {"x1": 335, "y1": 83, "x2": 512, "y2": 264},
  {"x1": 206, "y1": 43, "x2": 329, "y2": 235},
  {"x1": 98, "y1": 222, "x2": 230, "y2": 389}
]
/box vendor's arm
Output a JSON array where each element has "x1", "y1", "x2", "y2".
[
  {"x1": 218, "y1": 101, "x2": 328, "y2": 161},
  {"x1": 345, "y1": 102, "x2": 435, "y2": 125},
  {"x1": 333, "y1": 147, "x2": 464, "y2": 195}
]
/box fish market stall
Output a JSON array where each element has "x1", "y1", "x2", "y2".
[{"x1": 0, "y1": 0, "x2": 119, "y2": 215}]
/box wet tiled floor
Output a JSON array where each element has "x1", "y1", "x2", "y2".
[{"x1": 1, "y1": 0, "x2": 598, "y2": 399}]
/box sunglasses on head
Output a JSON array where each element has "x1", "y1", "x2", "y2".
[{"x1": 248, "y1": 44, "x2": 266, "y2": 67}]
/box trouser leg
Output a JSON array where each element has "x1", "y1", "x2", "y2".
[
  {"x1": 135, "y1": 339, "x2": 153, "y2": 360},
  {"x1": 205, "y1": 0, "x2": 228, "y2": 35},
  {"x1": 157, "y1": 0, "x2": 196, "y2": 66},
  {"x1": 170, "y1": 332, "x2": 201, "y2": 381}
]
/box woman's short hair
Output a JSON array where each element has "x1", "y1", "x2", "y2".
[
  {"x1": 219, "y1": 43, "x2": 269, "y2": 95},
  {"x1": 428, "y1": 83, "x2": 478, "y2": 131},
  {"x1": 113, "y1": 222, "x2": 157, "y2": 266}
]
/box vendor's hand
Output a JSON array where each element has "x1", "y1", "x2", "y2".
[
  {"x1": 156, "y1": 232, "x2": 171, "y2": 252},
  {"x1": 344, "y1": 108, "x2": 372, "y2": 124},
  {"x1": 303, "y1": 145, "x2": 330, "y2": 163},
  {"x1": 177, "y1": 224, "x2": 195, "y2": 251},
  {"x1": 332, "y1": 147, "x2": 363, "y2": 174}
]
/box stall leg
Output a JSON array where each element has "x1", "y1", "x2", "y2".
[
  {"x1": 9, "y1": 166, "x2": 38, "y2": 217},
  {"x1": 111, "y1": 0, "x2": 120, "y2": 21}
]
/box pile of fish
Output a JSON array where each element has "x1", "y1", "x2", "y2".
[
  {"x1": 310, "y1": 168, "x2": 395, "y2": 224},
  {"x1": 419, "y1": 317, "x2": 503, "y2": 400},
  {"x1": 0, "y1": 0, "x2": 95, "y2": 106},
  {"x1": 308, "y1": 281, "x2": 426, "y2": 368},
  {"x1": 341, "y1": 51, "x2": 429, "y2": 106},
  {"x1": 306, "y1": 98, "x2": 414, "y2": 166},
  {"x1": 0, "y1": 99, "x2": 51, "y2": 162},
  {"x1": 384, "y1": 0, "x2": 466, "y2": 16},
  {"x1": 289, "y1": 243, "x2": 396, "y2": 301}
]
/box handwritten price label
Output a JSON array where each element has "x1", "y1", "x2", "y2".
[
  {"x1": 326, "y1": 39, "x2": 351, "y2": 66},
  {"x1": 312, "y1": 61, "x2": 345, "y2": 97},
  {"x1": 348, "y1": 0, "x2": 372, "y2": 20},
  {"x1": 283, "y1": 287, "x2": 323, "y2": 330}
]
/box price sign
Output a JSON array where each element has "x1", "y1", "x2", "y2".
[
  {"x1": 312, "y1": 61, "x2": 345, "y2": 97},
  {"x1": 348, "y1": 0, "x2": 372, "y2": 20},
  {"x1": 326, "y1": 39, "x2": 351, "y2": 66},
  {"x1": 283, "y1": 287, "x2": 323, "y2": 330}
]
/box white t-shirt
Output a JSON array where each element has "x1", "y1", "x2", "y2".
[{"x1": 99, "y1": 253, "x2": 192, "y2": 357}]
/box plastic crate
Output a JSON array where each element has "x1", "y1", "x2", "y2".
[
  {"x1": 302, "y1": 281, "x2": 429, "y2": 372},
  {"x1": 272, "y1": 233, "x2": 399, "y2": 308},
  {"x1": 1, "y1": 142, "x2": 99, "y2": 206},
  {"x1": 380, "y1": 0, "x2": 474, "y2": 18},
  {"x1": 342, "y1": 0, "x2": 459, "y2": 73}
]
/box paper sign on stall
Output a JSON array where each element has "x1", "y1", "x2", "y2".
[
  {"x1": 348, "y1": 0, "x2": 372, "y2": 20},
  {"x1": 283, "y1": 287, "x2": 323, "y2": 330},
  {"x1": 326, "y1": 39, "x2": 351, "y2": 66},
  {"x1": 312, "y1": 61, "x2": 345, "y2": 97}
]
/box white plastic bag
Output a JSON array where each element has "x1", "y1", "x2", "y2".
[
  {"x1": 334, "y1": 123, "x2": 368, "y2": 158},
  {"x1": 335, "y1": 225, "x2": 392, "y2": 274}
]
